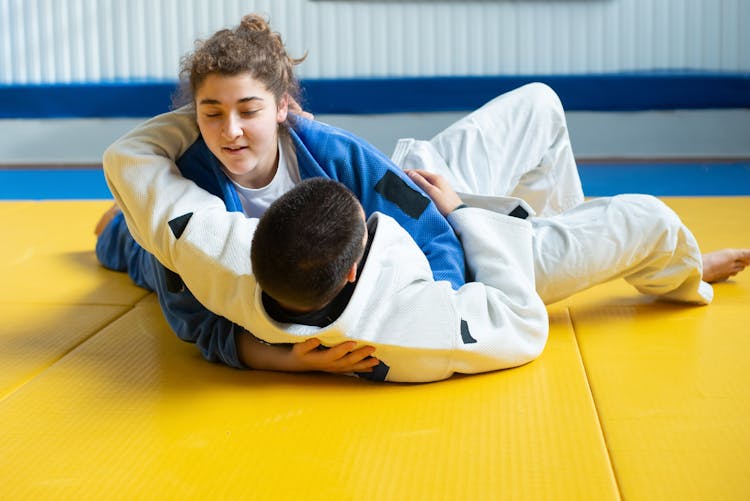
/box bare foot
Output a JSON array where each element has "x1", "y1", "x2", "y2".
[
  {"x1": 702, "y1": 249, "x2": 750, "y2": 283},
  {"x1": 94, "y1": 203, "x2": 121, "y2": 237}
]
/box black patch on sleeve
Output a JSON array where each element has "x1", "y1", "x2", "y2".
[
  {"x1": 374, "y1": 171, "x2": 430, "y2": 219},
  {"x1": 508, "y1": 205, "x2": 529, "y2": 220},
  {"x1": 356, "y1": 360, "x2": 390, "y2": 382},
  {"x1": 168, "y1": 212, "x2": 193, "y2": 239},
  {"x1": 163, "y1": 266, "x2": 185, "y2": 293},
  {"x1": 460, "y1": 319, "x2": 477, "y2": 344}
]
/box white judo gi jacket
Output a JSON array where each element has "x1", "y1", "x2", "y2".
[{"x1": 248, "y1": 208, "x2": 549, "y2": 383}]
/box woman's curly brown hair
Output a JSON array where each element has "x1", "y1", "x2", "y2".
[{"x1": 174, "y1": 14, "x2": 306, "y2": 108}]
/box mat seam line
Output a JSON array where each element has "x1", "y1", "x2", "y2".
[
  {"x1": 0, "y1": 304, "x2": 136, "y2": 404},
  {"x1": 0, "y1": 296, "x2": 150, "y2": 308},
  {"x1": 568, "y1": 307, "x2": 624, "y2": 501}
]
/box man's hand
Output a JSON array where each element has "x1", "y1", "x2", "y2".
[
  {"x1": 289, "y1": 338, "x2": 379, "y2": 373},
  {"x1": 288, "y1": 96, "x2": 314, "y2": 120},
  {"x1": 405, "y1": 169, "x2": 464, "y2": 217}
]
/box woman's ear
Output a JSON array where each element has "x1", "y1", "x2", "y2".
[{"x1": 277, "y1": 93, "x2": 290, "y2": 123}]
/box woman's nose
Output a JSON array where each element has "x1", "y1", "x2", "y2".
[{"x1": 221, "y1": 115, "x2": 242, "y2": 139}]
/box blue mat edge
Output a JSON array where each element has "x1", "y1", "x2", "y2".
[{"x1": 1, "y1": 163, "x2": 749, "y2": 200}]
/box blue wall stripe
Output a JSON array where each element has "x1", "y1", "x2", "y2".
[
  {"x1": 2, "y1": 163, "x2": 749, "y2": 200},
  {"x1": 1, "y1": 72, "x2": 749, "y2": 118},
  {"x1": 303, "y1": 73, "x2": 750, "y2": 114},
  {"x1": 0, "y1": 81, "x2": 177, "y2": 119}
]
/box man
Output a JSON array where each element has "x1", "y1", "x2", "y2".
[{"x1": 98, "y1": 83, "x2": 749, "y2": 378}]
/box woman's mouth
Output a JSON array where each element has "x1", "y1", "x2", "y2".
[{"x1": 223, "y1": 145, "x2": 248, "y2": 154}]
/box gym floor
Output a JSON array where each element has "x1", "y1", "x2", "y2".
[{"x1": 1, "y1": 165, "x2": 748, "y2": 499}]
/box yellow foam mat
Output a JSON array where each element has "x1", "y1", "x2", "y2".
[
  {"x1": 0, "y1": 201, "x2": 149, "y2": 305},
  {"x1": 567, "y1": 197, "x2": 750, "y2": 500},
  {"x1": 0, "y1": 299, "x2": 617, "y2": 499},
  {"x1": 572, "y1": 301, "x2": 750, "y2": 500},
  {"x1": 0, "y1": 302, "x2": 129, "y2": 398},
  {"x1": 1, "y1": 197, "x2": 748, "y2": 499}
]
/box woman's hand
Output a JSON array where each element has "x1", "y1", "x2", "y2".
[
  {"x1": 239, "y1": 333, "x2": 378, "y2": 374},
  {"x1": 288, "y1": 338, "x2": 379, "y2": 373}
]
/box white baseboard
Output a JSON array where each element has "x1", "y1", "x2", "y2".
[{"x1": 2, "y1": 109, "x2": 748, "y2": 166}]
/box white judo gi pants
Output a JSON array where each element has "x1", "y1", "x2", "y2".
[{"x1": 392, "y1": 83, "x2": 713, "y2": 305}]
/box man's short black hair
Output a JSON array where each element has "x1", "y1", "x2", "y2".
[{"x1": 251, "y1": 178, "x2": 366, "y2": 311}]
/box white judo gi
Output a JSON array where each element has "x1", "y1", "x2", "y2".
[
  {"x1": 251, "y1": 208, "x2": 548, "y2": 382},
  {"x1": 393, "y1": 83, "x2": 713, "y2": 305},
  {"x1": 102, "y1": 82, "x2": 713, "y2": 380}
]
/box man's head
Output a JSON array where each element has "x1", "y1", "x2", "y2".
[{"x1": 251, "y1": 178, "x2": 367, "y2": 313}]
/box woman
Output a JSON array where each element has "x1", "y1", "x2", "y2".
[{"x1": 98, "y1": 14, "x2": 465, "y2": 373}]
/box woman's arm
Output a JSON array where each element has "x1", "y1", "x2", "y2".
[{"x1": 238, "y1": 335, "x2": 378, "y2": 373}]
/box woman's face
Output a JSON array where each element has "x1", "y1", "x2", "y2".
[{"x1": 195, "y1": 73, "x2": 289, "y2": 188}]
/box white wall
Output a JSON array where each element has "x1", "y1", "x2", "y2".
[
  {"x1": 3, "y1": 0, "x2": 748, "y2": 164},
  {"x1": 2, "y1": 0, "x2": 748, "y2": 84}
]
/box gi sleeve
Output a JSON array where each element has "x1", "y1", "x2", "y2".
[
  {"x1": 365, "y1": 209, "x2": 548, "y2": 382},
  {"x1": 102, "y1": 106, "x2": 261, "y2": 331},
  {"x1": 441, "y1": 207, "x2": 549, "y2": 376},
  {"x1": 102, "y1": 105, "x2": 244, "y2": 271}
]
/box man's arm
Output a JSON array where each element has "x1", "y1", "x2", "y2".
[
  {"x1": 408, "y1": 169, "x2": 542, "y2": 313},
  {"x1": 102, "y1": 107, "x2": 263, "y2": 330},
  {"x1": 102, "y1": 105, "x2": 256, "y2": 293},
  {"x1": 103, "y1": 106, "x2": 204, "y2": 268},
  {"x1": 95, "y1": 198, "x2": 376, "y2": 373},
  {"x1": 103, "y1": 103, "x2": 310, "y2": 272},
  {"x1": 405, "y1": 170, "x2": 463, "y2": 216},
  {"x1": 408, "y1": 169, "x2": 548, "y2": 378}
]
